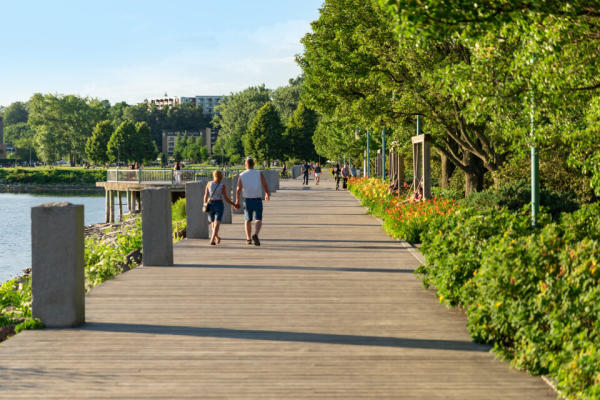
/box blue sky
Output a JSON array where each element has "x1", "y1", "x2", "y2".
[{"x1": 0, "y1": 0, "x2": 323, "y2": 106}]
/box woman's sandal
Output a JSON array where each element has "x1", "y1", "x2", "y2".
[
  {"x1": 215, "y1": 235, "x2": 221, "y2": 244},
  {"x1": 209, "y1": 240, "x2": 216, "y2": 246},
  {"x1": 246, "y1": 239, "x2": 253, "y2": 245}
]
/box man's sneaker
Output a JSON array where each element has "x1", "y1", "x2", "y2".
[{"x1": 252, "y1": 234, "x2": 260, "y2": 246}]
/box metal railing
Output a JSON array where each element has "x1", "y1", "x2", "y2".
[{"x1": 106, "y1": 168, "x2": 250, "y2": 183}]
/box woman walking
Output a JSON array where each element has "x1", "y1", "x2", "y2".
[
  {"x1": 204, "y1": 170, "x2": 236, "y2": 245},
  {"x1": 314, "y1": 162, "x2": 322, "y2": 185},
  {"x1": 334, "y1": 164, "x2": 341, "y2": 191}
]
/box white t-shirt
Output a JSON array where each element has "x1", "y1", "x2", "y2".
[{"x1": 240, "y1": 169, "x2": 263, "y2": 198}]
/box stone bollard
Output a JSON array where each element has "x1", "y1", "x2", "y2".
[
  {"x1": 186, "y1": 181, "x2": 209, "y2": 238},
  {"x1": 31, "y1": 202, "x2": 85, "y2": 328},
  {"x1": 141, "y1": 187, "x2": 173, "y2": 266},
  {"x1": 222, "y1": 177, "x2": 232, "y2": 224},
  {"x1": 232, "y1": 174, "x2": 244, "y2": 214},
  {"x1": 269, "y1": 170, "x2": 277, "y2": 193}
]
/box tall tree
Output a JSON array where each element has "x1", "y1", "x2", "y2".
[
  {"x1": 272, "y1": 76, "x2": 304, "y2": 124},
  {"x1": 85, "y1": 120, "x2": 113, "y2": 165},
  {"x1": 134, "y1": 121, "x2": 158, "y2": 163},
  {"x1": 2, "y1": 102, "x2": 28, "y2": 125},
  {"x1": 243, "y1": 102, "x2": 285, "y2": 165},
  {"x1": 212, "y1": 85, "x2": 271, "y2": 159},
  {"x1": 107, "y1": 121, "x2": 137, "y2": 164},
  {"x1": 284, "y1": 102, "x2": 318, "y2": 161}
]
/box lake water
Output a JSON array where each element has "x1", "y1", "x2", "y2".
[{"x1": 0, "y1": 193, "x2": 107, "y2": 284}]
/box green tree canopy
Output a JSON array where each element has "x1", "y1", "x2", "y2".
[
  {"x1": 284, "y1": 102, "x2": 318, "y2": 161},
  {"x1": 2, "y1": 102, "x2": 28, "y2": 125},
  {"x1": 85, "y1": 120, "x2": 113, "y2": 165},
  {"x1": 212, "y1": 85, "x2": 271, "y2": 160},
  {"x1": 243, "y1": 102, "x2": 285, "y2": 165}
]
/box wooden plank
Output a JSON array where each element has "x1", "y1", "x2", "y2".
[{"x1": 0, "y1": 174, "x2": 557, "y2": 399}]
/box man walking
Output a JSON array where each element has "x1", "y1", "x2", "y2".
[
  {"x1": 302, "y1": 161, "x2": 311, "y2": 185},
  {"x1": 235, "y1": 157, "x2": 270, "y2": 246}
]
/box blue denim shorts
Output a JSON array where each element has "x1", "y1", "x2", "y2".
[
  {"x1": 243, "y1": 198, "x2": 263, "y2": 221},
  {"x1": 207, "y1": 200, "x2": 224, "y2": 222}
]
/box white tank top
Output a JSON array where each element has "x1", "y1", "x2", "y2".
[
  {"x1": 240, "y1": 169, "x2": 262, "y2": 198},
  {"x1": 208, "y1": 181, "x2": 223, "y2": 200}
]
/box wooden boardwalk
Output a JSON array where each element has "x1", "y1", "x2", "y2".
[{"x1": 0, "y1": 175, "x2": 557, "y2": 399}]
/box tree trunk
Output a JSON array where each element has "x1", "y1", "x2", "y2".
[
  {"x1": 439, "y1": 150, "x2": 456, "y2": 189},
  {"x1": 398, "y1": 155, "x2": 405, "y2": 184},
  {"x1": 463, "y1": 152, "x2": 485, "y2": 195}
]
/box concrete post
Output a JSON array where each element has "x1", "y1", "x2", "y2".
[
  {"x1": 232, "y1": 174, "x2": 244, "y2": 214},
  {"x1": 222, "y1": 177, "x2": 232, "y2": 224},
  {"x1": 31, "y1": 202, "x2": 85, "y2": 328},
  {"x1": 267, "y1": 170, "x2": 276, "y2": 193},
  {"x1": 118, "y1": 191, "x2": 123, "y2": 221},
  {"x1": 186, "y1": 181, "x2": 209, "y2": 239},
  {"x1": 109, "y1": 190, "x2": 115, "y2": 223},
  {"x1": 141, "y1": 187, "x2": 173, "y2": 266},
  {"x1": 105, "y1": 190, "x2": 110, "y2": 223}
]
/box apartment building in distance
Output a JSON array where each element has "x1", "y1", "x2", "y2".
[
  {"x1": 162, "y1": 128, "x2": 213, "y2": 156},
  {"x1": 149, "y1": 95, "x2": 222, "y2": 115}
]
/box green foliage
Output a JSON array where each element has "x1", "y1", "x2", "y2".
[
  {"x1": 172, "y1": 198, "x2": 186, "y2": 221},
  {"x1": 85, "y1": 120, "x2": 113, "y2": 165},
  {"x1": 0, "y1": 167, "x2": 105, "y2": 185},
  {"x1": 243, "y1": 102, "x2": 285, "y2": 164},
  {"x1": 272, "y1": 76, "x2": 304, "y2": 124},
  {"x1": 461, "y1": 180, "x2": 579, "y2": 219},
  {"x1": 283, "y1": 102, "x2": 318, "y2": 162},
  {"x1": 28, "y1": 94, "x2": 109, "y2": 164},
  {"x1": 83, "y1": 217, "x2": 143, "y2": 289},
  {"x1": 2, "y1": 101, "x2": 29, "y2": 125},
  {"x1": 15, "y1": 318, "x2": 44, "y2": 333},
  {"x1": 212, "y1": 85, "x2": 271, "y2": 160},
  {"x1": 107, "y1": 120, "x2": 156, "y2": 164}
]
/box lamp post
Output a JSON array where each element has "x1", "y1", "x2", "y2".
[
  {"x1": 530, "y1": 59, "x2": 539, "y2": 228},
  {"x1": 366, "y1": 129, "x2": 370, "y2": 177},
  {"x1": 381, "y1": 127, "x2": 386, "y2": 182}
]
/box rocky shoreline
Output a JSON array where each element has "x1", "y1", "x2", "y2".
[{"x1": 0, "y1": 183, "x2": 103, "y2": 194}]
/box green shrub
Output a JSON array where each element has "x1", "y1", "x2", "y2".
[
  {"x1": 0, "y1": 167, "x2": 106, "y2": 185},
  {"x1": 172, "y1": 198, "x2": 186, "y2": 221},
  {"x1": 419, "y1": 206, "x2": 540, "y2": 306},
  {"x1": 461, "y1": 179, "x2": 579, "y2": 219}
]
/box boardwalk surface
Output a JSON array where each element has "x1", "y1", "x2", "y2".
[{"x1": 0, "y1": 175, "x2": 557, "y2": 399}]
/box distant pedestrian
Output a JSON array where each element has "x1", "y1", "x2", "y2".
[
  {"x1": 334, "y1": 164, "x2": 341, "y2": 190},
  {"x1": 341, "y1": 163, "x2": 350, "y2": 189},
  {"x1": 204, "y1": 170, "x2": 237, "y2": 246},
  {"x1": 174, "y1": 161, "x2": 182, "y2": 184},
  {"x1": 302, "y1": 162, "x2": 311, "y2": 185},
  {"x1": 314, "y1": 162, "x2": 322, "y2": 185},
  {"x1": 235, "y1": 157, "x2": 270, "y2": 246},
  {"x1": 350, "y1": 164, "x2": 357, "y2": 177}
]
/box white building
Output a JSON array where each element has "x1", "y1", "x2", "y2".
[{"x1": 149, "y1": 95, "x2": 222, "y2": 115}]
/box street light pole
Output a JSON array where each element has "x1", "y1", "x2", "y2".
[
  {"x1": 366, "y1": 129, "x2": 370, "y2": 177},
  {"x1": 530, "y1": 70, "x2": 539, "y2": 227},
  {"x1": 382, "y1": 127, "x2": 386, "y2": 182}
]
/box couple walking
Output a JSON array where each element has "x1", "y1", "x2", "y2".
[{"x1": 203, "y1": 157, "x2": 270, "y2": 246}]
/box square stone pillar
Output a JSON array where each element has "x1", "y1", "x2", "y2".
[
  {"x1": 31, "y1": 202, "x2": 85, "y2": 328},
  {"x1": 141, "y1": 187, "x2": 173, "y2": 266},
  {"x1": 186, "y1": 181, "x2": 209, "y2": 238},
  {"x1": 222, "y1": 177, "x2": 232, "y2": 224}
]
